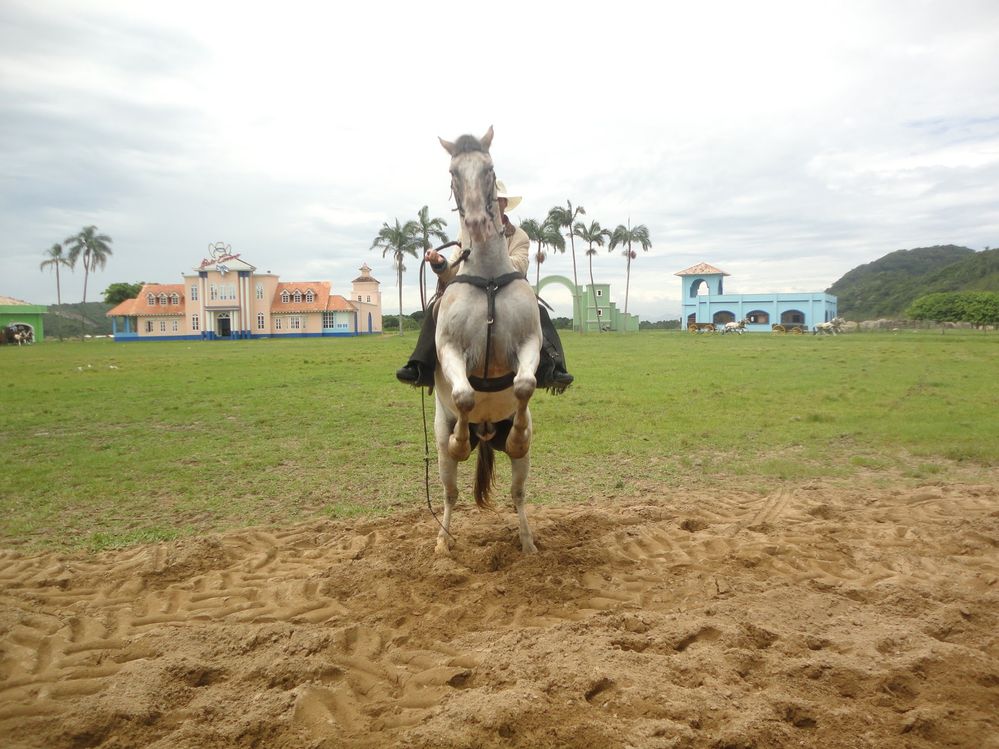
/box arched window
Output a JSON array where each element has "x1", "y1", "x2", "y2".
[
  {"x1": 280, "y1": 291, "x2": 290, "y2": 303},
  {"x1": 257, "y1": 313, "x2": 265, "y2": 330},
  {"x1": 158, "y1": 293, "x2": 168, "y2": 306},
  {"x1": 147, "y1": 293, "x2": 155, "y2": 305},
  {"x1": 293, "y1": 290, "x2": 302, "y2": 304},
  {"x1": 747, "y1": 310, "x2": 769, "y2": 324},
  {"x1": 192, "y1": 314, "x2": 200, "y2": 331},
  {"x1": 305, "y1": 290, "x2": 315, "y2": 303},
  {"x1": 170, "y1": 293, "x2": 180, "y2": 305},
  {"x1": 713, "y1": 310, "x2": 735, "y2": 324}
]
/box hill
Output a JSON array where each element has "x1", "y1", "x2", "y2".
[
  {"x1": 44, "y1": 302, "x2": 113, "y2": 338},
  {"x1": 826, "y1": 245, "x2": 999, "y2": 320}
]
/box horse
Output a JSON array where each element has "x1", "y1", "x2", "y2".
[
  {"x1": 722, "y1": 319, "x2": 747, "y2": 334},
  {"x1": 432, "y1": 126, "x2": 543, "y2": 555}
]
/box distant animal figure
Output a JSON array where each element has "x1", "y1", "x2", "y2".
[
  {"x1": 431, "y1": 126, "x2": 543, "y2": 555},
  {"x1": 722, "y1": 319, "x2": 748, "y2": 334},
  {"x1": 813, "y1": 317, "x2": 845, "y2": 335},
  {"x1": 688, "y1": 322, "x2": 716, "y2": 334}
]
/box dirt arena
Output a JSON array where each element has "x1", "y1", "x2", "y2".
[{"x1": 2, "y1": 482, "x2": 997, "y2": 748}]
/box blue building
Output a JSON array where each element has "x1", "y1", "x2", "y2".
[{"x1": 677, "y1": 262, "x2": 837, "y2": 332}]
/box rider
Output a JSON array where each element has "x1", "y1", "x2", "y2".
[{"x1": 395, "y1": 180, "x2": 573, "y2": 392}]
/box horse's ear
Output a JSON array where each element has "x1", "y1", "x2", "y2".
[
  {"x1": 439, "y1": 136, "x2": 457, "y2": 156},
  {"x1": 480, "y1": 125, "x2": 494, "y2": 151}
]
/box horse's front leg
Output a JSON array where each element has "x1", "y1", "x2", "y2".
[
  {"x1": 506, "y1": 337, "x2": 540, "y2": 459},
  {"x1": 438, "y1": 345, "x2": 473, "y2": 460},
  {"x1": 510, "y1": 454, "x2": 537, "y2": 554},
  {"x1": 434, "y1": 409, "x2": 460, "y2": 555}
]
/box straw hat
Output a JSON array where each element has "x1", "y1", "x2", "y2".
[{"x1": 495, "y1": 180, "x2": 522, "y2": 212}]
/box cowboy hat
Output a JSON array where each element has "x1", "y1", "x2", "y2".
[{"x1": 495, "y1": 180, "x2": 522, "y2": 212}]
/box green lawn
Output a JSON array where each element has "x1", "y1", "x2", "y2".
[{"x1": 2, "y1": 330, "x2": 996, "y2": 551}]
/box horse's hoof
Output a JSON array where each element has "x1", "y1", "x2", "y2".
[
  {"x1": 447, "y1": 437, "x2": 471, "y2": 461},
  {"x1": 435, "y1": 537, "x2": 452, "y2": 556},
  {"x1": 521, "y1": 538, "x2": 538, "y2": 554}
]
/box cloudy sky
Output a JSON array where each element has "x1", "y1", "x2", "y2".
[{"x1": 3, "y1": 0, "x2": 998, "y2": 321}]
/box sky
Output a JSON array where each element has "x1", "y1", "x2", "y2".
[{"x1": 2, "y1": 0, "x2": 998, "y2": 321}]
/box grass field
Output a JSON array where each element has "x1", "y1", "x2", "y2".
[{"x1": 2, "y1": 330, "x2": 996, "y2": 551}]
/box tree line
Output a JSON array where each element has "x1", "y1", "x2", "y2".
[
  {"x1": 370, "y1": 201, "x2": 651, "y2": 333},
  {"x1": 906, "y1": 291, "x2": 999, "y2": 328},
  {"x1": 39, "y1": 226, "x2": 114, "y2": 338}
]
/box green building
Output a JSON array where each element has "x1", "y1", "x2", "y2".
[{"x1": 0, "y1": 296, "x2": 48, "y2": 343}]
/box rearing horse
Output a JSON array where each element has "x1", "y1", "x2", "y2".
[{"x1": 432, "y1": 127, "x2": 543, "y2": 555}]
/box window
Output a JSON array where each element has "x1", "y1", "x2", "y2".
[
  {"x1": 146, "y1": 293, "x2": 155, "y2": 305},
  {"x1": 274, "y1": 317, "x2": 282, "y2": 330},
  {"x1": 290, "y1": 316, "x2": 302, "y2": 330},
  {"x1": 159, "y1": 294, "x2": 168, "y2": 306},
  {"x1": 323, "y1": 311, "x2": 335, "y2": 328},
  {"x1": 190, "y1": 285, "x2": 198, "y2": 301},
  {"x1": 597, "y1": 309, "x2": 603, "y2": 317},
  {"x1": 281, "y1": 291, "x2": 290, "y2": 303},
  {"x1": 225, "y1": 284, "x2": 236, "y2": 300},
  {"x1": 596, "y1": 289, "x2": 603, "y2": 297},
  {"x1": 366, "y1": 295, "x2": 371, "y2": 302},
  {"x1": 171, "y1": 320, "x2": 179, "y2": 332},
  {"x1": 210, "y1": 284, "x2": 218, "y2": 301},
  {"x1": 305, "y1": 290, "x2": 315, "y2": 303},
  {"x1": 257, "y1": 313, "x2": 265, "y2": 330},
  {"x1": 170, "y1": 293, "x2": 180, "y2": 305},
  {"x1": 357, "y1": 295, "x2": 362, "y2": 301},
  {"x1": 145, "y1": 320, "x2": 154, "y2": 332},
  {"x1": 159, "y1": 321, "x2": 166, "y2": 332},
  {"x1": 192, "y1": 314, "x2": 200, "y2": 331},
  {"x1": 256, "y1": 284, "x2": 263, "y2": 300},
  {"x1": 293, "y1": 290, "x2": 302, "y2": 304}
]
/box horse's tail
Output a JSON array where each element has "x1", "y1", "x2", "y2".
[{"x1": 474, "y1": 440, "x2": 496, "y2": 509}]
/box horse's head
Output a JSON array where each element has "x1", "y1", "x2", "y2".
[{"x1": 440, "y1": 126, "x2": 501, "y2": 247}]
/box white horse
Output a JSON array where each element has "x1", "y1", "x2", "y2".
[
  {"x1": 722, "y1": 319, "x2": 747, "y2": 334},
  {"x1": 432, "y1": 127, "x2": 543, "y2": 555},
  {"x1": 814, "y1": 317, "x2": 845, "y2": 335}
]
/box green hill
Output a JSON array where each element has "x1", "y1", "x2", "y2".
[
  {"x1": 826, "y1": 245, "x2": 999, "y2": 320},
  {"x1": 44, "y1": 302, "x2": 113, "y2": 338}
]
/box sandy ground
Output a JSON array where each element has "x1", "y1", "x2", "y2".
[{"x1": 1, "y1": 481, "x2": 998, "y2": 748}]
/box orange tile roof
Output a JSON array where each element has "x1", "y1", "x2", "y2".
[
  {"x1": 674, "y1": 262, "x2": 730, "y2": 276},
  {"x1": 106, "y1": 284, "x2": 186, "y2": 316},
  {"x1": 327, "y1": 294, "x2": 356, "y2": 312},
  {"x1": 271, "y1": 282, "x2": 332, "y2": 313}
]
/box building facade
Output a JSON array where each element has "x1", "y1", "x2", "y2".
[
  {"x1": 107, "y1": 244, "x2": 382, "y2": 341},
  {"x1": 677, "y1": 262, "x2": 837, "y2": 332},
  {"x1": 0, "y1": 296, "x2": 47, "y2": 343}
]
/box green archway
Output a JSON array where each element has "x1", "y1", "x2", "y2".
[{"x1": 535, "y1": 275, "x2": 582, "y2": 331}]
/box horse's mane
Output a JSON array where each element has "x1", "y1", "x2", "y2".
[{"x1": 451, "y1": 134, "x2": 486, "y2": 154}]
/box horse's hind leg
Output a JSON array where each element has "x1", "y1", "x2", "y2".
[
  {"x1": 434, "y1": 410, "x2": 460, "y2": 555},
  {"x1": 510, "y1": 454, "x2": 537, "y2": 554}
]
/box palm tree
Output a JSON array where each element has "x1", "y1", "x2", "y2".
[
  {"x1": 39, "y1": 243, "x2": 72, "y2": 306},
  {"x1": 64, "y1": 226, "x2": 113, "y2": 337},
  {"x1": 415, "y1": 205, "x2": 449, "y2": 308},
  {"x1": 521, "y1": 217, "x2": 564, "y2": 289},
  {"x1": 609, "y1": 220, "x2": 652, "y2": 323},
  {"x1": 371, "y1": 218, "x2": 422, "y2": 334},
  {"x1": 547, "y1": 201, "x2": 586, "y2": 326},
  {"x1": 574, "y1": 220, "x2": 611, "y2": 330}
]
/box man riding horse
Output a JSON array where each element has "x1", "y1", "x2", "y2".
[{"x1": 395, "y1": 181, "x2": 573, "y2": 393}]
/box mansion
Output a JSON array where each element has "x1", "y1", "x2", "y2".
[{"x1": 107, "y1": 244, "x2": 382, "y2": 341}]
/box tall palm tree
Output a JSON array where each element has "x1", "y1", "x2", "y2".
[
  {"x1": 609, "y1": 220, "x2": 652, "y2": 323},
  {"x1": 547, "y1": 201, "x2": 586, "y2": 326},
  {"x1": 371, "y1": 218, "x2": 422, "y2": 334},
  {"x1": 64, "y1": 226, "x2": 113, "y2": 337},
  {"x1": 415, "y1": 205, "x2": 449, "y2": 309},
  {"x1": 521, "y1": 217, "x2": 564, "y2": 289},
  {"x1": 39, "y1": 243, "x2": 72, "y2": 306},
  {"x1": 574, "y1": 220, "x2": 611, "y2": 330}
]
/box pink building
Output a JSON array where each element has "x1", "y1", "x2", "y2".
[{"x1": 107, "y1": 244, "x2": 382, "y2": 341}]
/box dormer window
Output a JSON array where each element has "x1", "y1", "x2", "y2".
[
  {"x1": 158, "y1": 293, "x2": 168, "y2": 305},
  {"x1": 280, "y1": 291, "x2": 290, "y2": 303},
  {"x1": 147, "y1": 293, "x2": 155, "y2": 305},
  {"x1": 305, "y1": 290, "x2": 315, "y2": 303},
  {"x1": 293, "y1": 290, "x2": 302, "y2": 304},
  {"x1": 170, "y1": 293, "x2": 180, "y2": 305}
]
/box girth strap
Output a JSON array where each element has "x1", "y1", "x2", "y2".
[{"x1": 447, "y1": 271, "x2": 526, "y2": 393}]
